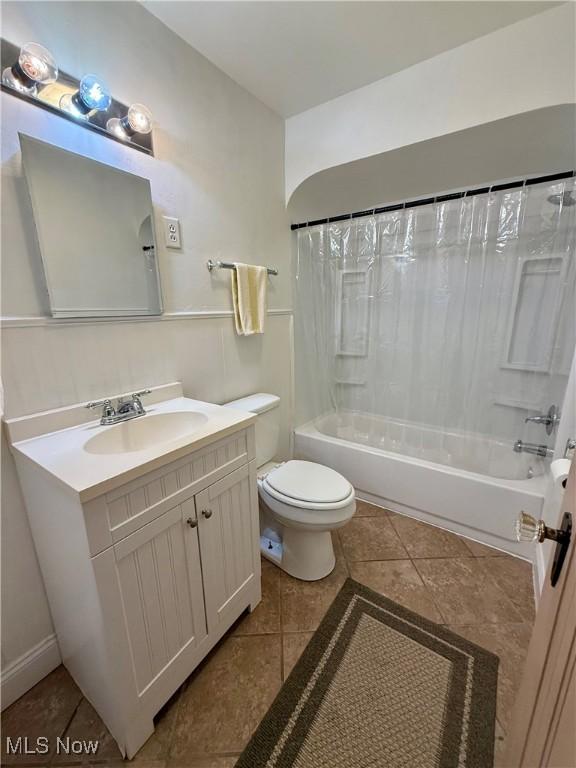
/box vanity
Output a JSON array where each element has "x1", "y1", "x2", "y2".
[{"x1": 5, "y1": 383, "x2": 261, "y2": 757}]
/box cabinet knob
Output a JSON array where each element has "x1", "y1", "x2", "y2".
[
  {"x1": 186, "y1": 517, "x2": 198, "y2": 528},
  {"x1": 202, "y1": 509, "x2": 213, "y2": 519}
]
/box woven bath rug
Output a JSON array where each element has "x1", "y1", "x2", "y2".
[{"x1": 236, "y1": 578, "x2": 499, "y2": 768}]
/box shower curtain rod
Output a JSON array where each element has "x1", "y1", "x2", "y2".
[{"x1": 290, "y1": 169, "x2": 575, "y2": 231}]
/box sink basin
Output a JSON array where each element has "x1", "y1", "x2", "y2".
[{"x1": 85, "y1": 412, "x2": 209, "y2": 455}]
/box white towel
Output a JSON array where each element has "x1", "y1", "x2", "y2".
[{"x1": 231, "y1": 263, "x2": 267, "y2": 335}]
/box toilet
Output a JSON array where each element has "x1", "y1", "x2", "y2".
[{"x1": 224, "y1": 393, "x2": 355, "y2": 580}]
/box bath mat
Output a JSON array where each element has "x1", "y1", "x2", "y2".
[{"x1": 236, "y1": 578, "x2": 498, "y2": 768}]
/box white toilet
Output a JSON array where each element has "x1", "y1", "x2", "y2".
[{"x1": 224, "y1": 393, "x2": 355, "y2": 581}]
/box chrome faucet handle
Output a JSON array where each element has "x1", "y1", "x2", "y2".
[
  {"x1": 131, "y1": 389, "x2": 151, "y2": 415},
  {"x1": 524, "y1": 405, "x2": 560, "y2": 435},
  {"x1": 132, "y1": 389, "x2": 152, "y2": 399},
  {"x1": 86, "y1": 399, "x2": 116, "y2": 419}
]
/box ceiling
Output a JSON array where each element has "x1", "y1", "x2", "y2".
[{"x1": 143, "y1": 1, "x2": 560, "y2": 117}]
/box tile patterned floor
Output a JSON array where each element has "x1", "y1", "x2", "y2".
[{"x1": 1, "y1": 500, "x2": 535, "y2": 767}]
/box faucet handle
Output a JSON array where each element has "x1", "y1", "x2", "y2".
[
  {"x1": 86, "y1": 399, "x2": 116, "y2": 418},
  {"x1": 132, "y1": 389, "x2": 151, "y2": 399},
  {"x1": 525, "y1": 405, "x2": 560, "y2": 435},
  {"x1": 131, "y1": 390, "x2": 151, "y2": 415},
  {"x1": 86, "y1": 398, "x2": 111, "y2": 410}
]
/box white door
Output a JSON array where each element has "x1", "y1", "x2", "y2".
[
  {"x1": 196, "y1": 461, "x2": 260, "y2": 632},
  {"x1": 505, "y1": 461, "x2": 576, "y2": 766},
  {"x1": 113, "y1": 497, "x2": 207, "y2": 708}
]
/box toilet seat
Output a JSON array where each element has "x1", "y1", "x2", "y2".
[
  {"x1": 257, "y1": 459, "x2": 356, "y2": 579},
  {"x1": 261, "y1": 460, "x2": 354, "y2": 511}
]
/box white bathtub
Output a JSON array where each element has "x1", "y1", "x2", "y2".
[{"x1": 295, "y1": 411, "x2": 545, "y2": 559}]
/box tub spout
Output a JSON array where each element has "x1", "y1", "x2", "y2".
[{"x1": 513, "y1": 439, "x2": 554, "y2": 459}]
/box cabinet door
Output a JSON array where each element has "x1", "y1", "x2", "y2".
[
  {"x1": 113, "y1": 497, "x2": 207, "y2": 706},
  {"x1": 196, "y1": 461, "x2": 260, "y2": 632}
]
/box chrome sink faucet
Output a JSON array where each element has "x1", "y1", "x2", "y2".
[{"x1": 86, "y1": 390, "x2": 151, "y2": 425}]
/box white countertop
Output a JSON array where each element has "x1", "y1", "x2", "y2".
[{"x1": 10, "y1": 396, "x2": 255, "y2": 502}]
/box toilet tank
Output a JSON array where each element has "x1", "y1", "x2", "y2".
[{"x1": 223, "y1": 393, "x2": 280, "y2": 467}]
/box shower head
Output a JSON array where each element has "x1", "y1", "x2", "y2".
[{"x1": 547, "y1": 191, "x2": 576, "y2": 207}]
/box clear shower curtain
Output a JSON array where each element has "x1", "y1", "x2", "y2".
[{"x1": 294, "y1": 178, "x2": 576, "y2": 474}]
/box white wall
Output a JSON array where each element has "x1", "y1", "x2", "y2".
[
  {"x1": 288, "y1": 105, "x2": 576, "y2": 224},
  {"x1": 1, "y1": 1, "x2": 292, "y2": 703},
  {"x1": 285, "y1": 3, "x2": 576, "y2": 202}
]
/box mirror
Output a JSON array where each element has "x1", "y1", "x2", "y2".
[{"x1": 20, "y1": 134, "x2": 162, "y2": 317}]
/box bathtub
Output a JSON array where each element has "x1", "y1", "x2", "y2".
[{"x1": 294, "y1": 411, "x2": 545, "y2": 559}]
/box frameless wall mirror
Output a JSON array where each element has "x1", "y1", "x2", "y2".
[{"x1": 20, "y1": 134, "x2": 162, "y2": 318}]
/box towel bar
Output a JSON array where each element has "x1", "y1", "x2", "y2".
[{"x1": 207, "y1": 259, "x2": 278, "y2": 276}]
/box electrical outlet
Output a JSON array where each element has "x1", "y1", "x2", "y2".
[{"x1": 163, "y1": 216, "x2": 181, "y2": 249}]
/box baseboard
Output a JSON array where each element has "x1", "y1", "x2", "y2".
[
  {"x1": 355, "y1": 489, "x2": 535, "y2": 560},
  {"x1": 1, "y1": 634, "x2": 61, "y2": 710}
]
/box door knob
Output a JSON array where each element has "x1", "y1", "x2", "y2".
[
  {"x1": 186, "y1": 517, "x2": 198, "y2": 528},
  {"x1": 515, "y1": 511, "x2": 567, "y2": 544},
  {"x1": 202, "y1": 509, "x2": 213, "y2": 519},
  {"x1": 515, "y1": 511, "x2": 572, "y2": 586}
]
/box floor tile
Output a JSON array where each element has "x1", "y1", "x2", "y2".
[
  {"x1": 354, "y1": 500, "x2": 389, "y2": 517},
  {"x1": 56, "y1": 698, "x2": 122, "y2": 763},
  {"x1": 462, "y1": 538, "x2": 509, "y2": 557},
  {"x1": 282, "y1": 633, "x2": 314, "y2": 680},
  {"x1": 414, "y1": 558, "x2": 524, "y2": 625},
  {"x1": 131, "y1": 690, "x2": 182, "y2": 764},
  {"x1": 388, "y1": 515, "x2": 472, "y2": 558},
  {"x1": 280, "y1": 543, "x2": 349, "y2": 632},
  {"x1": 479, "y1": 556, "x2": 536, "y2": 623},
  {"x1": 1, "y1": 666, "x2": 83, "y2": 765},
  {"x1": 2, "y1": 504, "x2": 538, "y2": 768},
  {"x1": 233, "y1": 559, "x2": 281, "y2": 636},
  {"x1": 448, "y1": 623, "x2": 533, "y2": 732},
  {"x1": 338, "y1": 516, "x2": 408, "y2": 562},
  {"x1": 168, "y1": 635, "x2": 281, "y2": 760},
  {"x1": 349, "y1": 560, "x2": 444, "y2": 622},
  {"x1": 92, "y1": 763, "x2": 166, "y2": 768}
]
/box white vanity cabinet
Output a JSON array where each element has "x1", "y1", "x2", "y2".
[
  {"x1": 110, "y1": 498, "x2": 208, "y2": 710},
  {"x1": 11, "y1": 413, "x2": 261, "y2": 759}
]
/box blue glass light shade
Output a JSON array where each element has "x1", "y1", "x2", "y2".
[{"x1": 78, "y1": 74, "x2": 111, "y2": 111}]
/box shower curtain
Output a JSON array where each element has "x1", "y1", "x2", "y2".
[{"x1": 294, "y1": 178, "x2": 576, "y2": 471}]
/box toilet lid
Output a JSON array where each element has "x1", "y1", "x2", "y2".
[{"x1": 265, "y1": 460, "x2": 352, "y2": 504}]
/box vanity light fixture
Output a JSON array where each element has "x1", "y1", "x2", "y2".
[
  {"x1": 59, "y1": 73, "x2": 111, "y2": 118},
  {"x1": 1, "y1": 37, "x2": 153, "y2": 155},
  {"x1": 1, "y1": 42, "x2": 58, "y2": 95},
  {"x1": 107, "y1": 103, "x2": 153, "y2": 140}
]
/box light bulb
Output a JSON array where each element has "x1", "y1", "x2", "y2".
[
  {"x1": 125, "y1": 103, "x2": 153, "y2": 134},
  {"x1": 107, "y1": 103, "x2": 153, "y2": 139},
  {"x1": 60, "y1": 73, "x2": 111, "y2": 118},
  {"x1": 2, "y1": 42, "x2": 58, "y2": 95},
  {"x1": 106, "y1": 117, "x2": 129, "y2": 140},
  {"x1": 79, "y1": 74, "x2": 111, "y2": 111}
]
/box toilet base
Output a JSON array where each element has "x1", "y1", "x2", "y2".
[{"x1": 260, "y1": 527, "x2": 336, "y2": 581}]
